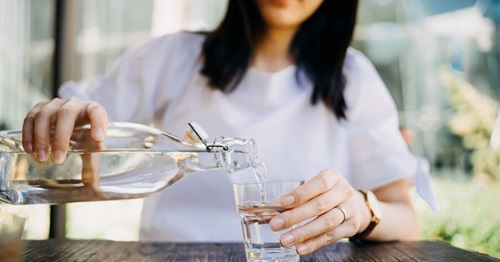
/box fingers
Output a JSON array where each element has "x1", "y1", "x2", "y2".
[
  {"x1": 22, "y1": 97, "x2": 108, "y2": 164},
  {"x1": 270, "y1": 184, "x2": 346, "y2": 231},
  {"x1": 279, "y1": 206, "x2": 351, "y2": 249},
  {"x1": 295, "y1": 218, "x2": 359, "y2": 255},
  {"x1": 279, "y1": 170, "x2": 341, "y2": 208},
  {"x1": 23, "y1": 102, "x2": 46, "y2": 154},
  {"x1": 52, "y1": 99, "x2": 108, "y2": 162},
  {"x1": 271, "y1": 170, "x2": 352, "y2": 231},
  {"x1": 269, "y1": 169, "x2": 359, "y2": 254},
  {"x1": 29, "y1": 99, "x2": 64, "y2": 162},
  {"x1": 51, "y1": 98, "x2": 87, "y2": 163},
  {"x1": 85, "y1": 101, "x2": 108, "y2": 142}
]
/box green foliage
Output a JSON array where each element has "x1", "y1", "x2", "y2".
[
  {"x1": 416, "y1": 174, "x2": 500, "y2": 259},
  {"x1": 418, "y1": 69, "x2": 500, "y2": 259},
  {"x1": 440, "y1": 68, "x2": 500, "y2": 182}
]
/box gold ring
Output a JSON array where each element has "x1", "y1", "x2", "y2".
[{"x1": 337, "y1": 207, "x2": 347, "y2": 224}]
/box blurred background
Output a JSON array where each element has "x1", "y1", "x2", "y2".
[{"x1": 0, "y1": 0, "x2": 499, "y2": 258}]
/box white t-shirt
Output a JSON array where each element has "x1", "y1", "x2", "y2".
[{"x1": 59, "y1": 32, "x2": 438, "y2": 242}]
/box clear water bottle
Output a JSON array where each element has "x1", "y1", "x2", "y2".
[{"x1": 0, "y1": 122, "x2": 262, "y2": 205}]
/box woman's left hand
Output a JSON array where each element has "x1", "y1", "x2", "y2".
[{"x1": 269, "y1": 169, "x2": 363, "y2": 255}]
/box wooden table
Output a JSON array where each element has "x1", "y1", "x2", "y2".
[{"x1": 22, "y1": 239, "x2": 499, "y2": 261}]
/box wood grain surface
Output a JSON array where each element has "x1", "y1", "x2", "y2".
[{"x1": 21, "y1": 239, "x2": 499, "y2": 262}]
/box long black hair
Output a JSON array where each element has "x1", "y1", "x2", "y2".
[{"x1": 201, "y1": 0, "x2": 359, "y2": 119}]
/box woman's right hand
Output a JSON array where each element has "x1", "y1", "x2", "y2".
[{"x1": 22, "y1": 97, "x2": 108, "y2": 164}]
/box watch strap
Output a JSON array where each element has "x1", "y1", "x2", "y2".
[{"x1": 349, "y1": 190, "x2": 380, "y2": 243}]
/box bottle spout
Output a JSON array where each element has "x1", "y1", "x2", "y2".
[{"x1": 213, "y1": 137, "x2": 260, "y2": 173}]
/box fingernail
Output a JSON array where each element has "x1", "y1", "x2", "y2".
[
  {"x1": 94, "y1": 128, "x2": 104, "y2": 141},
  {"x1": 297, "y1": 244, "x2": 309, "y2": 255},
  {"x1": 25, "y1": 143, "x2": 33, "y2": 153},
  {"x1": 37, "y1": 149, "x2": 47, "y2": 162},
  {"x1": 281, "y1": 195, "x2": 295, "y2": 206},
  {"x1": 270, "y1": 217, "x2": 285, "y2": 230},
  {"x1": 281, "y1": 234, "x2": 296, "y2": 247},
  {"x1": 52, "y1": 150, "x2": 65, "y2": 164}
]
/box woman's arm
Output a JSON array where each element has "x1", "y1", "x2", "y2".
[{"x1": 362, "y1": 179, "x2": 419, "y2": 242}]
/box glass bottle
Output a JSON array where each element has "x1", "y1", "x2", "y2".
[{"x1": 0, "y1": 122, "x2": 262, "y2": 205}]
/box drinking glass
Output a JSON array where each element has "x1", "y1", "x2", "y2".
[
  {"x1": 0, "y1": 209, "x2": 27, "y2": 262},
  {"x1": 233, "y1": 181, "x2": 304, "y2": 262}
]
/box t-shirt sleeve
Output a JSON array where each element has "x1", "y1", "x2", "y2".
[
  {"x1": 342, "y1": 49, "x2": 438, "y2": 211},
  {"x1": 58, "y1": 33, "x2": 202, "y2": 125}
]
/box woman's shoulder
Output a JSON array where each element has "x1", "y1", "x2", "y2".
[
  {"x1": 342, "y1": 47, "x2": 388, "y2": 94},
  {"x1": 343, "y1": 47, "x2": 378, "y2": 78},
  {"x1": 122, "y1": 32, "x2": 206, "y2": 62},
  {"x1": 106, "y1": 32, "x2": 207, "y2": 81},
  {"x1": 342, "y1": 47, "x2": 396, "y2": 122},
  {"x1": 153, "y1": 32, "x2": 206, "y2": 50}
]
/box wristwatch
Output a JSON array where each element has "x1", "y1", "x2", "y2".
[{"x1": 350, "y1": 190, "x2": 382, "y2": 242}]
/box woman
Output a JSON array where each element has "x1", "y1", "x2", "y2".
[{"x1": 22, "y1": 0, "x2": 436, "y2": 255}]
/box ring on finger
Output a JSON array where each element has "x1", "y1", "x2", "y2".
[{"x1": 336, "y1": 206, "x2": 347, "y2": 224}]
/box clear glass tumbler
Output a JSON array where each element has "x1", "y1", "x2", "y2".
[
  {"x1": 0, "y1": 209, "x2": 27, "y2": 262},
  {"x1": 233, "y1": 181, "x2": 304, "y2": 262}
]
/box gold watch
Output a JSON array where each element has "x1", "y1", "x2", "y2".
[{"x1": 350, "y1": 190, "x2": 382, "y2": 242}]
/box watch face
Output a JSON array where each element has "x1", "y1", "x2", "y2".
[{"x1": 367, "y1": 191, "x2": 382, "y2": 219}]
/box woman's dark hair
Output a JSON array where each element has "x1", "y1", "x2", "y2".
[{"x1": 200, "y1": 0, "x2": 359, "y2": 119}]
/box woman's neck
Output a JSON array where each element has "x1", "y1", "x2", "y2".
[{"x1": 252, "y1": 27, "x2": 297, "y2": 73}]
